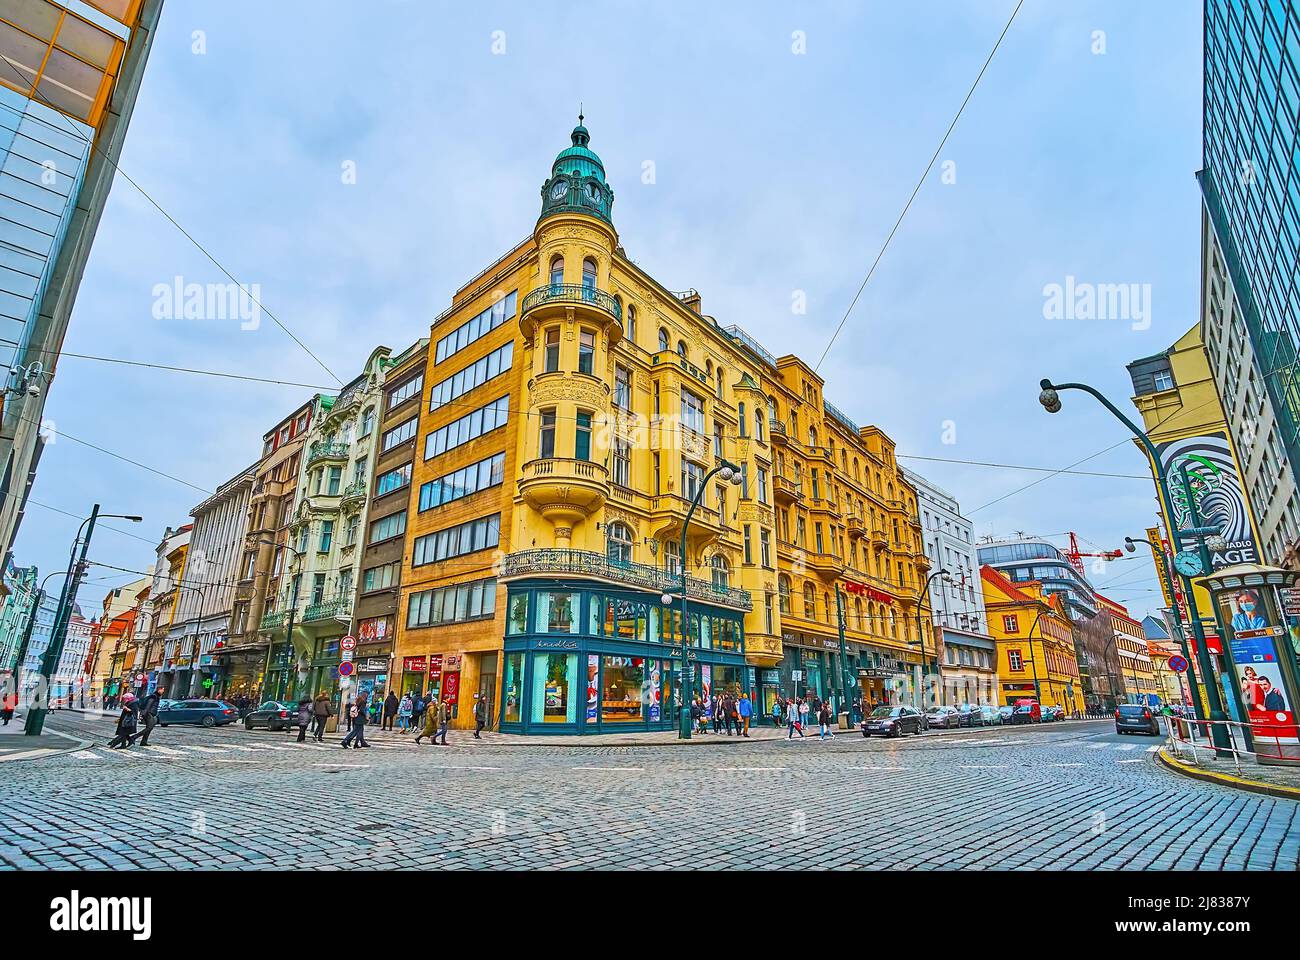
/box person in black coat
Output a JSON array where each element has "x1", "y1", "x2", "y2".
[
  {"x1": 128, "y1": 690, "x2": 160, "y2": 746},
  {"x1": 107, "y1": 694, "x2": 139, "y2": 749},
  {"x1": 382, "y1": 691, "x2": 399, "y2": 731}
]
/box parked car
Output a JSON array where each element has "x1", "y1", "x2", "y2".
[
  {"x1": 956, "y1": 703, "x2": 984, "y2": 727},
  {"x1": 243, "y1": 700, "x2": 300, "y2": 731},
  {"x1": 925, "y1": 705, "x2": 960, "y2": 729},
  {"x1": 1115, "y1": 703, "x2": 1161, "y2": 736},
  {"x1": 1010, "y1": 699, "x2": 1042, "y2": 724},
  {"x1": 996, "y1": 705, "x2": 1015, "y2": 724},
  {"x1": 979, "y1": 705, "x2": 1002, "y2": 726},
  {"x1": 1039, "y1": 704, "x2": 1058, "y2": 723},
  {"x1": 156, "y1": 698, "x2": 238, "y2": 727},
  {"x1": 861, "y1": 705, "x2": 925, "y2": 738}
]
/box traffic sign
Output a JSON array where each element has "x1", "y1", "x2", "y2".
[
  {"x1": 1169, "y1": 654, "x2": 1189, "y2": 673},
  {"x1": 135, "y1": 673, "x2": 145, "y2": 683},
  {"x1": 340, "y1": 635, "x2": 357, "y2": 651},
  {"x1": 337, "y1": 661, "x2": 355, "y2": 678}
]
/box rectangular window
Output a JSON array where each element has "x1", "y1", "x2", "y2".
[
  {"x1": 411, "y1": 514, "x2": 502, "y2": 565},
  {"x1": 407, "y1": 577, "x2": 497, "y2": 628},
  {"x1": 530, "y1": 652, "x2": 577, "y2": 724},
  {"x1": 376, "y1": 463, "x2": 412, "y2": 497},
  {"x1": 612, "y1": 438, "x2": 630, "y2": 487},
  {"x1": 363, "y1": 562, "x2": 400, "y2": 592},
  {"x1": 386, "y1": 374, "x2": 424, "y2": 411},
  {"x1": 760, "y1": 529, "x2": 772, "y2": 568},
  {"x1": 757, "y1": 466, "x2": 769, "y2": 505},
  {"x1": 382, "y1": 416, "x2": 418, "y2": 452},
  {"x1": 544, "y1": 328, "x2": 561, "y2": 372},
  {"x1": 743, "y1": 525, "x2": 752, "y2": 564},
  {"x1": 424, "y1": 395, "x2": 510, "y2": 460},
  {"x1": 539, "y1": 408, "x2": 556, "y2": 459},
  {"x1": 680, "y1": 389, "x2": 705, "y2": 434},
  {"x1": 319, "y1": 519, "x2": 334, "y2": 553},
  {"x1": 368, "y1": 511, "x2": 406, "y2": 544},
  {"x1": 503, "y1": 652, "x2": 524, "y2": 723},
  {"x1": 326, "y1": 466, "x2": 342, "y2": 496},
  {"x1": 614, "y1": 365, "x2": 632, "y2": 409},
  {"x1": 1003, "y1": 614, "x2": 1019, "y2": 633},
  {"x1": 578, "y1": 329, "x2": 595, "y2": 375},
  {"x1": 535, "y1": 591, "x2": 579, "y2": 634},
  {"x1": 575, "y1": 411, "x2": 592, "y2": 462},
  {"x1": 418, "y1": 452, "x2": 505, "y2": 511},
  {"x1": 433, "y1": 291, "x2": 517, "y2": 364},
  {"x1": 428, "y1": 341, "x2": 513, "y2": 411},
  {"x1": 681, "y1": 460, "x2": 705, "y2": 500},
  {"x1": 653, "y1": 453, "x2": 661, "y2": 494},
  {"x1": 1009, "y1": 650, "x2": 1023, "y2": 671}
]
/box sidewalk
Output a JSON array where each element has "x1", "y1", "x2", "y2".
[
  {"x1": 1158, "y1": 744, "x2": 1300, "y2": 800},
  {"x1": 0, "y1": 709, "x2": 91, "y2": 762}
]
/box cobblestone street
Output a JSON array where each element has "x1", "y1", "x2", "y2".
[{"x1": 2, "y1": 714, "x2": 1297, "y2": 870}]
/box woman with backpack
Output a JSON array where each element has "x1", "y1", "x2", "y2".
[{"x1": 107, "y1": 693, "x2": 139, "y2": 749}]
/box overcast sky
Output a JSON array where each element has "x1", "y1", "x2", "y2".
[{"x1": 24, "y1": 0, "x2": 1201, "y2": 621}]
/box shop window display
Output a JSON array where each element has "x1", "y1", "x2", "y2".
[
  {"x1": 601, "y1": 655, "x2": 646, "y2": 722},
  {"x1": 503, "y1": 653, "x2": 523, "y2": 723},
  {"x1": 535, "y1": 591, "x2": 578, "y2": 634},
  {"x1": 507, "y1": 593, "x2": 528, "y2": 635},
  {"x1": 531, "y1": 652, "x2": 577, "y2": 723}
]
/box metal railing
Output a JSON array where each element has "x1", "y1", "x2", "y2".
[
  {"x1": 303, "y1": 596, "x2": 352, "y2": 623},
  {"x1": 499, "y1": 548, "x2": 751, "y2": 611},
  {"x1": 306, "y1": 441, "x2": 349, "y2": 466},
  {"x1": 1164, "y1": 713, "x2": 1300, "y2": 774},
  {"x1": 521, "y1": 283, "x2": 622, "y2": 322}
]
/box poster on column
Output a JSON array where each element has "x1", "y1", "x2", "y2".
[
  {"x1": 1220, "y1": 589, "x2": 1298, "y2": 750},
  {"x1": 1157, "y1": 433, "x2": 1259, "y2": 569},
  {"x1": 586, "y1": 654, "x2": 599, "y2": 721}
]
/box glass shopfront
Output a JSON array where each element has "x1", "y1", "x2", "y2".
[{"x1": 501, "y1": 582, "x2": 747, "y2": 734}]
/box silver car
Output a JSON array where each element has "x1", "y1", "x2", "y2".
[
  {"x1": 925, "y1": 705, "x2": 960, "y2": 729},
  {"x1": 979, "y1": 705, "x2": 1002, "y2": 725}
]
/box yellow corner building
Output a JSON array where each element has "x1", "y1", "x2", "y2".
[{"x1": 388, "y1": 119, "x2": 931, "y2": 733}]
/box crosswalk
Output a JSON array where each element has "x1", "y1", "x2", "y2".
[{"x1": 69, "y1": 740, "x2": 412, "y2": 761}]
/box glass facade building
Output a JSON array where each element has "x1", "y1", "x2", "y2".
[
  {"x1": 976, "y1": 539, "x2": 1099, "y2": 621},
  {"x1": 1200, "y1": 0, "x2": 1300, "y2": 482}
]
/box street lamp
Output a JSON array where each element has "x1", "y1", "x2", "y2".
[
  {"x1": 1040, "y1": 378, "x2": 1234, "y2": 754},
  {"x1": 25, "y1": 506, "x2": 142, "y2": 735},
  {"x1": 661, "y1": 458, "x2": 742, "y2": 739},
  {"x1": 253, "y1": 536, "x2": 306, "y2": 703},
  {"x1": 911, "y1": 568, "x2": 951, "y2": 709},
  {"x1": 1125, "y1": 534, "x2": 1198, "y2": 710}
]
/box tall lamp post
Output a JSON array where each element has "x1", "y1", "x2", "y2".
[
  {"x1": 1038, "y1": 378, "x2": 1234, "y2": 755},
  {"x1": 1021, "y1": 606, "x2": 1048, "y2": 704},
  {"x1": 1124, "y1": 534, "x2": 1198, "y2": 707},
  {"x1": 254, "y1": 537, "x2": 306, "y2": 703},
  {"x1": 912, "y1": 568, "x2": 951, "y2": 709},
  {"x1": 25, "y1": 505, "x2": 143, "y2": 735},
  {"x1": 662, "y1": 458, "x2": 742, "y2": 740}
]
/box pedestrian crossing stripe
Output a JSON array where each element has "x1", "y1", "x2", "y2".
[{"x1": 1117, "y1": 744, "x2": 1137, "y2": 751}]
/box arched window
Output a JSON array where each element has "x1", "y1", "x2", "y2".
[
  {"x1": 738, "y1": 402, "x2": 747, "y2": 437},
  {"x1": 716, "y1": 367, "x2": 724, "y2": 399},
  {"x1": 754, "y1": 406, "x2": 765, "y2": 442},
  {"x1": 663, "y1": 539, "x2": 681, "y2": 577},
  {"x1": 778, "y1": 575, "x2": 792, "y2": 614},
  {"x1": 705, "y1": 359, "x2": 713, "y2": 377},
  {"x1": 710, "y1": 555, "x2": 729, "y2": 589},
  {"x1": 808, "y1": 425, "x2": 818, "y2": 449},
  {"x1": 803, "y1": 583, "x2": 815, "y2": 619},
  {"x1": 888, "y1": 608, "x2": 897, "y2": 638},
  {"x1": 823, "y1": 592, "x2": 831, "y2": 623},
  {"x1": 582, "y1": 258, "x2": 597, "y2": 293},
  {"x1": 855, "y1": 597, "x2": 864, "y2": 630},
  {"x1": 605, "y1": 522, "x2": 634, "y2": 564},
  {"x1": 658, "y1": 328, "x2": 670, "y2": 353},
  {"x1": 625, "y1": 303, "x2": 636, "y2": 343},
  {"x1": 549, "y1": 255, "x2": 564, "y2": 288},
  {"x1": 676, "y1": 339, "x2": 687, "y2": 358}
]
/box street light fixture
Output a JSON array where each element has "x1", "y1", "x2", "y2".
[
  {"x1": 252, "y1": 535, "x2": 306, "y2": 703},
  {"x1": 663, "y1": 458, "x2": 742, "y2": 739},
  {"x1": 911, "y1": 568, "x2": 951, "y2": 709},
  {"x1": 25, "y1": 505, "x2": 142, "y2": 735},
  {"x1": 1038, "y1": 378, "x2": 1234, "y2": 755}
]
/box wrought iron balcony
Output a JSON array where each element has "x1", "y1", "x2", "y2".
[
  {"x1": 521, "y1": 283, "x2": 621, "y2": 324},
  {"x1": 773, "y1": 473, "x2": 803, "y2": 503},
  {"x1": 303, "y1": 596, "x2": 352, "y2": 623},
  {"x1": 340, "y1": 480, "x2": 367, "y2": 506},
  {"x1": 259, "y1": 611, "x2": 287, "y2": 631},
  {"x1": 499, "y1": 548, "x2": 751, "y2": 611},
  {"x1": 306, "y1": 441, "x2": 349, "y2": 467}
]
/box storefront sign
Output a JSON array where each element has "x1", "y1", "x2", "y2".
[
  {"x1": 534, "y1": 638, "x2": 579, "y2": 650},
  {"x1": 760, "y1": 670, "x2": 781, "y2": 684},
  {"x1": 361, "y1": 658, "x2": 387, "y2": 672},
  {"x1": 403, "y1": 656, "x2": 427, "y2": 672},
  {"x1": 442, "y1": 669, "x2": 461, "y2": 706}
]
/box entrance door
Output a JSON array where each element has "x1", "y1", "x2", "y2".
[{"x1": 477, "y1": 653, "x2": 497, "y2": 728}]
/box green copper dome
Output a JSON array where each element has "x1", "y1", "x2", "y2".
[{"x1": 539, "y1": 114, "x2": 614, "y2": 226}]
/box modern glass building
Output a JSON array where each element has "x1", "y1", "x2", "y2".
[
  {"x1": 976, "y1": 538, "x2": 1100, "y2": 621},
  {"x1": 0, "y1": 0, "x2": 163, "y2": 557},
  {"x1": 1199, "y1": 0, "x2": 1300, "y2": 525}
]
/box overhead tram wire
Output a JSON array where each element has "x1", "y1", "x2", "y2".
[
  {"x1": 0, "y1": 57, "x2": 343, "y2": 388},
  {"x1": 813, "y1": 0, "x2": 1025, "y2": 372}
]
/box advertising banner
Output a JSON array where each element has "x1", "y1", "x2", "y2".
[
  {"x1": 1219, "y1": 588, "x2": 1298, "y2": 749},
  {"x1": 1158, "y1": 433, "x2": 1259, "y2": 568},
  {"x1": 586, "y1": 654, "x2": 599, "y2": 721}
]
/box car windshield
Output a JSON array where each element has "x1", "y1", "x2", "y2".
[
  {"x1": 1118, "y1": 705, "x2": 1148, "y2": 717},
  {"x1": 870, "y1": 707, "x2": 895, "y2": 718}
]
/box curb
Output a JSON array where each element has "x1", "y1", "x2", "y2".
[
  {"x1": 1156, "y1": 747, "x2": 1300, "y2": 800},
  {"x1": 0, "y1": 729, "x2": 92, "y2": 763}
]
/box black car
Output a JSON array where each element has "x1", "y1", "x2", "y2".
[
  {"x1": 243, "y1": 700, "x2": 300, "y2": 731},
  {"x1": 861, "y1": 705, "x2": 924, "y2": 738},
  {"x1": 956, "y1": 704, "x2": 984, "y2": 727},
  {"x1": 156, "y1": 698, "x2": 239, "y2": 727},
  {"x1": 1115, "y1": 703, "x2": 1161, "y2": 736}
]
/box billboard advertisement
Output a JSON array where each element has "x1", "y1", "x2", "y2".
[
  {"x1": 1218, "y1": 588, "x2": 1298, "y2": 754},
  {"x1": 1157, "y1": 433, "x2": 1258, "y2": 569}
]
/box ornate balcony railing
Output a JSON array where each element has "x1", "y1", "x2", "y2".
[
  {"x1": 259, "y1": 611, "x2": 286, "y2": 631},
  {"x1": 499, "y1": 548, "x2": 751, "y2": 611},
  {"x1": 307, "y1": 441, "x2": 349, "y2": 466},
  {"x1": 340, "y1": 480, "x2": 367, "y2": 505},
  {"x1": 303, "y1": 596, "x2": 352, "y2": 623},
  {"x1": 521, "y1": 283, "x2": 621, "y2": 322}
]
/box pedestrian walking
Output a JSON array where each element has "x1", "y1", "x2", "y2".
[
  {"x1": 295, "y1": 697, "x2": 312, "y2": 742},
  {"x1": 738, "y1": 691, "x2": 752, "y2": 737},
  {"x1": 397, "y1": 693, "x2": 412, "y2": 732},
  {"x1": 311, "y1": 692, "x2": 331, "y2": 742},
  {"x1": 690, "y1": 697, "x2": 703, "y2": 733},
  {"x1": 382, "y1": 690, "x2": 399, "y2": 731},
  {"x1": 473, "y1": 693, "x2": 487, "y2": 738},
  {"x1": 786, "y1": 698, "x2": 803, "y2": 739},
  {"x1": 412, "y1": 693, "x2": 426, "y2": 731},
  {"x1": 799, "y1": 697, "x2": 810, "y2": 732},
  {"x1": 770, "y1": 698, "x2": 782, "y2": 728},
  {"x1": 1, "y1": 683, "x2": 15, "y2": 726},
  {"x1": 128, "y1": 689, "x2": 160, "y2": 746},
  {"x1": 818, "y1": 699, "x2": 834, "y2": 740},
  {"x1": 711, "y1": 695, "x2": 723, "y2": 734},
  {"x1": 414, "y1": 699, "x2": 440, "y2": 744},
  {"x1": 340, "y1": 694, "x2": 370, "y2": 749},
  {"x1": 107, "y1": 693, "x2": 139, "y2": 749},
  {"x1": 435, "y1": 697, "x2": 450, "y2": 745}
]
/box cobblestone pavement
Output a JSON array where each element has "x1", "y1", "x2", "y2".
[{"x1": 2, "y1": 713, "x2": 1297, "y2": 870}]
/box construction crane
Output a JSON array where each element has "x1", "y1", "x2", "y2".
[{"x1": 1064, "y1": 531, "x2": 1122, "y2": 576}]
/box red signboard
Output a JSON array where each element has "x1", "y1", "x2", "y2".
[
  {"x1": 403, "y1": 656, "x2": 427, "y2": 672},
  {"x1": 442, "y1": 669, "x2": 460, "y2": 705}
]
